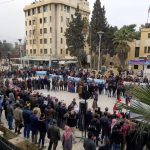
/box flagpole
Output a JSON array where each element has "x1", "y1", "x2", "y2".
[
  {"x1": 147, "y1": 6, "x2": 150, "y2": 24},
  {"x1": 147, "y1": 12, "x2": 149, "y2": 24}
]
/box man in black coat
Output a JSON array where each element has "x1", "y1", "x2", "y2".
[
  {"x1": 83, "y1": 132, "x2": 96, "y2": 150},
  {"x1": 85, "y1": 108, "x2": 93, "y2": 129},
  {"x1": 47, "y1": 119, "x2": 60, "y2": 150}
]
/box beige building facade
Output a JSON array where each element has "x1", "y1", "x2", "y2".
[
  {"x1": 128, "y1": 28, "x2": 150, "y2": 69},
  {"x1": 24, "y1": 0, "x2": 90, "y2": 65}
]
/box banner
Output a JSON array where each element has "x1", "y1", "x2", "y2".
[{"x1": 36, "y1": 71, "x2": 47, "y2": 76}]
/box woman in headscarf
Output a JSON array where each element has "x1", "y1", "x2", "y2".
[{"x1": 62, "y1": 126, "x2": 74, "y2": 150}]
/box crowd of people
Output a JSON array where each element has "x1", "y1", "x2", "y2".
[{"x1": 0, "y1": 68, "x2": 149, "y2": 150}]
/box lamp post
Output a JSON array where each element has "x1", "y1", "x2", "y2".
[
  {"x1": 97, "y1": 31, "x2": 104, "y2": 72},
  {"x1": 18, "y1": 39, "x2": 22, "y2": 66},
  {"x1": 49, "y1": 50, "x2": 52, "y2": 67}
]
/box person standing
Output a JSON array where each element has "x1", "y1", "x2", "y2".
[
  {"x1": 22, "y1": 105, "x2": 32, "y2": 139},
  {"x1": 47, "y1": 119, "x2": 60, "y2": 150},
  {"x1": 30, "y1": 109, "x2": 39, "y2": 144},
  {"x1": 83, "y1": 132, "x2": 96, "y2": 150},
  {"x1": 6, "y1": 100, "x2": 14, "y2": 130},
  {"x1": 38, "y1": 113, "x2": 47, "y2": 149},
  {"x1": 110, "y1": 124, "x2": 123, "y2": 150},
  {"x1": 13, "y1": 103, "x2": 23, "y2": 134},
  {"x1": 0, "y1": 95, "x2": 4, "y2": 124},
  {"x1": 62, "y1": 126, "x2": 73, "y2": 150}
]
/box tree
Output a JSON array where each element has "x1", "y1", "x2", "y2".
[
  {"x1": 0, "y1": 40, "x2": 15, "y2": 57},
  {"x1": 121, "y1": 86, "x2": 150, "y2": 132},
  {"x1": 65, "y1": 6, "x2": 86, "y2": 67},
  {"x1": 113, "y1": 24, "x2": 138, "y2": 67},
  {"x1": 89, "y1": 0, "x2": 117, "y2": 68},
  {"x1": 90, "y1": 0, "x2": 108, "y2": 53}
]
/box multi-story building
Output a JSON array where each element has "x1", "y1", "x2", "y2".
[
  {"x1": 23, "y1": 0, "x2": 90, "y2": 65},
  {"x1": 128, "y1": 28, "x2": 150, "y2": 60},
  {"x1": 128, "y1": 27, "x2": 150, "y2": 70}
]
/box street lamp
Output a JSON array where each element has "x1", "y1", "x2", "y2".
[
  {"x1": 18, "y1": 39, "x2": 22, "y2": 66},
  {"x1": 97, "y1": 31, "x2": 104, "y2": 72}
]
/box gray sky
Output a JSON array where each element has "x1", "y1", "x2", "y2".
[{"x1": 0, "y1": 0, "x2": 149, "y2": 43}]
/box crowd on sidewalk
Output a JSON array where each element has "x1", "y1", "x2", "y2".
[{"x1": 0, "y1": 68, "x2": 150, "y2": 150}]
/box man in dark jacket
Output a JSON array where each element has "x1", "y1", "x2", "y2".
[
  {"x1": 22, "y1": 105, "x2": 32, "y2": 138},
  {"x1": 47, "y1": 119, "x2": 60, "y2": 150},
  {"x1": 85, "y1": 108, "x2": 93, "y2": 129},
  {"x1": 90, "y1": 114, "x2": 100, "y2": 146},
  {"x1": 83, "y1": 132, "x2": 96, "y2": 150}
]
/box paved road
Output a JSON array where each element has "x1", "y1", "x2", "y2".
[{"x1": 1, "y1": 90, "x2": 119, "y2": 150}]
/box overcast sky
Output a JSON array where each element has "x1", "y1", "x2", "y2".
[{"x1": 0, "y1": 0, "x2": 149, "y2": 43}]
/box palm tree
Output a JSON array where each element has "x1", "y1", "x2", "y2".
[
  {"x1": 113, "y1": 24, "x2": 138, "y2": 68},
  {"x1": 122, "y1": 86, "x2": 150, "y2": 131}
]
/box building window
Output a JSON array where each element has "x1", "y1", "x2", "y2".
[
  {"x1": 50, "y1": 48, "x2": 52, "y2": 54},
  {"x1": 28, "y1": 10, "x2": 30, "y2": 16},
  {"x1": 38, "y1": 7, "x2": 41, "y2": 13},
  {"x1": 134, "y1": 65, "x2": 138, "y2": 69},
  {"x1": 44, "y1": 38, "x2": 47, "y2": 44},
  {"x1": 32, "y1": 8, "x2": 36, "y2": 15},
  {"x1": 148, "y1": 33, "x2": 150, "y2": 38},
  {"x1": 61, "y1": 27, "x2": 63, "y2": 33},
  {"x1": 33, "y1": 30, "x2": 35, "y2": 35},
  {"x1": 64, "y1": 5, "x2": 67, "y2": 12},
  {"x1": 33, "y1": 39, "x2": 36, "y2": 44},
  {"x1": 40, "y1": 49, "x2": 43, "y2": 54},
  {"x1": 40, "y1": 29, "x2": 42, "y2": 34},
  {"x1": 43, "y1": 5, "x2": 48, "y2": 12},
  {"x1": 71, "y1": 14, "x2": 73, "y2": 19},
  {"x1": 144, "y1": 47, "x2": 147, "y2": 53},
  {"x1": 66, "y1": 49, "x2": 68, "y2": 54},
  {"x1": 44, "y1": 49, "x2": 47, "y2": 54},
  {"x1": 30, "y1": 40, "x2": 32, "y2": 44},
  {"x1": 60, "y1": 49, "x2": 63, "y2": 54},
  {"x1": 50, "y1": 38, "x2": 52, "y2": 43},
  {"x1": 26, "y1": 31, "x2": 27, "y2": 36},
  {"x1": 40, "y1": 39, "x2": 42, "y2": 44},
  {"x1": 40, "y1": 18, "x2": 42, "y2": 24},
  {"x1": 61, "y1": 16, "x2": 63, "y2": 22},
  {"x1": 50, "y1": 27, "x2": 52, "y2": 33},
  {"x1": 29, "y1": 30, "x2": 32, "y2": 36},
  {"x1": 66, "y1": 18, "x2": 70, "y2": 26},
  {"x1": 30, "y1": 49, "x2": 32, "y2": 54},
  {"x1": 25, "y1": 11, "x2": 27, "y2": 17},
  {"x1": 26, "y1": 40, "x2": 28, "y2": 45},
  {"x1": 33, "y1": 49, "x2": 36, "y2": 54},
  {"x1": 29, "y1": 20, "x2": 31, "y2": 25},
  {"x1": 64, "y1": 5, "x2": 70, "y2": 13},
  {"x1": 49, "y1": 4, "x2": 51, "y2": 11},
  {"x1": 25, "y1": 21, "x2": 27, "y2": 26},
  {"x1": 134, "y1": 47, "x2": 140, "y2": 58},
  {"x1": 32, "y1": 20, "x2": 35, "y2": 25},
  {"x1": 67, "y1": 6, "x2": 70, "y2": 13},
  {"x1": 61, "y1": 5, "x2": 63, "y2": 11},
  {"x1": 61, "y1": 38, "x2": 63, "y2": 44},
  {"x1": 50, "y1": 16, "x2": 52, "y2": 22},
  {"x1": 43, "y1": 17, "x2": 47, "y2": 23},
  {"x1": 148, "y1": 47, "x2": 150, "y2": 53},
  {"x1": 44, "y1": 28, "x2": 47, "y2": 34}
]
